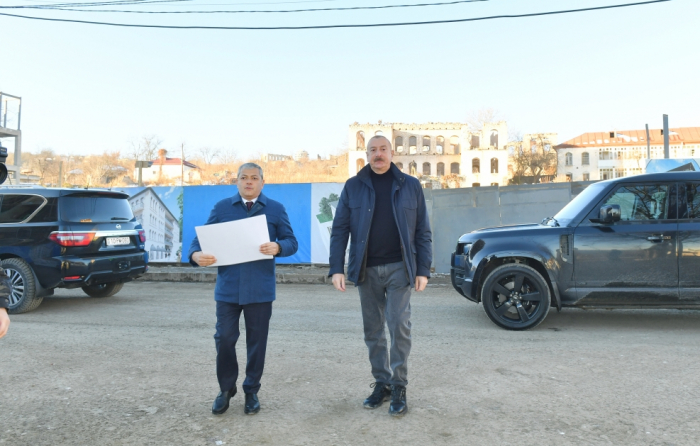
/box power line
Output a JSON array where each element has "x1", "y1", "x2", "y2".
[
  {"x1": 2, "y1": 0, "x2": 489, "y2": 14},
  {"x1": 0, "y1": 0, "x2": 673, "y2": 30}
]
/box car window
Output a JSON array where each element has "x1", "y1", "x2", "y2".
[
  {"x1": 685, "y1": 183, "x2": 700, "y2": 219},
  {"x1": 0, "y1": 194, "x2": 47, "y2": 223},
  {"x1": 603, "y1": 184, "x2": 668, "y2": 221},
  {"x1": 60, "y1": 196, "x2": 134, "y2": 223},
  {"x1": 554, "y1": 182, "x2": 608, "y2": 226}
]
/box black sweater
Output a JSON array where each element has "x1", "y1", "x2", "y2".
[{"x1": 367, "y1": 169, "x2": 403, "y2": 268}]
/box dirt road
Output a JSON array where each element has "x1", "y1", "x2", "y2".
[{"x1": 1, "y1": 282, "x2": 699, "y2": 445}]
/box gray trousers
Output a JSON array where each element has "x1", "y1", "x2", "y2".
[{"x1": 357, "y1": 261, "x2": 412, "y2": 387}]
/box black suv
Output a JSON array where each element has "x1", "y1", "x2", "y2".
[
  {"x1": 0, "y1": 187, "x2": 149, "y2": 313},
  {"x1": 451, "y1": 172, "x2": 700, "y2": 330}
]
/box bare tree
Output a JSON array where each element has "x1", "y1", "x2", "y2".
[
  {"x1": 466, "y1": 108, "x2": 502, "y2": 132},
  {"x1": 197, "y1": 146, "x2": 221, "y2": 166},
  {"x1": 217, "y1": 148, "x2": 238, "y2": 166},
  {"x1": 129, "y1": 135, "x2": 163, "y2": 161},
  {"x1": 509, "y1": 134, "x2": 557, "y2": 184}
]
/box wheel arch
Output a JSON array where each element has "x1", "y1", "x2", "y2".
[{"x1": 473, "y1": 252, "x2": 561, "y2": 311}]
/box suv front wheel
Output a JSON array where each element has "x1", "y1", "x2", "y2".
[
  {"x1": 82, "y1": 282, "x2": 124, "y2": 298},
  {"x1": 3, "y1": 258, "x2": 41, "y2": 314},
  {"x1": 481, "y1": 263, "x2": 551, "y2": 330}
]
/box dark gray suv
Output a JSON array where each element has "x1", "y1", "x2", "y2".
[
  {"x1": 0, "y1": 187, "x2": 149, "y2": 313},
  {"x1": 451, "y1": 172, "x2": 700, "y2": 330}
]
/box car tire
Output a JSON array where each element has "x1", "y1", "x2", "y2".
[
  {"x1": 81, "y1": 282, "x2": 124, "y2": 298},
  {"x1": 481, "y1": 263, "x2": 551, "y2": 331},
  {"x1": 2, "y1": 258, "x2": 42, "y2": 314}
]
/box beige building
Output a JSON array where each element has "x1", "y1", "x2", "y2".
[
  {"x1": 348, "y1": 121, "x2": 510, "y2": 187},
  {"x1": 555, "y1": 127, "x2": 700, "y2": 181}
]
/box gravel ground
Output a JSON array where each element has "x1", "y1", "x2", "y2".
[{"x1": 1, "y1": 281, "x2": 699, "y2": 445}]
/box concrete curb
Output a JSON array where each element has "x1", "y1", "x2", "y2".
[{"x1": 138, "y1": 265, "x2": 451, "y2": 285}]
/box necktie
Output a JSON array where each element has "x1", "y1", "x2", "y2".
[{"x1": 246, "y1": 201, "x2": 253, "y2": 211}]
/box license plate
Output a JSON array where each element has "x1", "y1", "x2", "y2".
[{"x1": 106, "y1": 237, "x2": 130, "y2": 246}]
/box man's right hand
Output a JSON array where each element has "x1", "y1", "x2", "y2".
[
  {"x1": 192, "y1": 251, "x2": 217, "y2": 267},
  {"x1": 0, "y1": 308, "x2": 9, "y2": 339},
  {"x1": 332, "y1": 273, "x2": 346, "y2": 292}
]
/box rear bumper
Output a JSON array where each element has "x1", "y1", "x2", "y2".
[
  {"x1": 451, "y1": 252, "x2": 478, "y2": 303},
  {"x1": 45, "y1": 252, "x2": 148, "y2": 288}
]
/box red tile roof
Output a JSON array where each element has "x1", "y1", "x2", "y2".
[{"x1": 556, "y1": 127, "x2": 700, "y2": 149}]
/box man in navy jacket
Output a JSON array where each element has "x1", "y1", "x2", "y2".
[
  {"x1": 329, "y1": 135, "x2": 432, "y2": 417},
  {"x1": 189, "y1": 163, "x2": 298, "y2": 416}
]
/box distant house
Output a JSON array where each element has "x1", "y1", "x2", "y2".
[{"x1": 135, "y1": 157, "x2": 201, "y2": 184}]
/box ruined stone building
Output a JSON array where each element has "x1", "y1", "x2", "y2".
[
  {"x1": 555, "y1": 127, "x2": 700, "y2": 181},
  {"x1": 348, "y1": 121, "x2": 510, "y2": 187}
]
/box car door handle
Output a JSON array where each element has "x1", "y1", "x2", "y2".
[{"x1": 647, "y1": 235, "x2": 670, "y2": 242}]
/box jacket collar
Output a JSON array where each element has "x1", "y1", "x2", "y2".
[
  {"x1": 357, "y1": 162, "x2": 406, "y2": 187},
  {"x1": 232, "y1": 192, "x2": 268, "y2": 206}
]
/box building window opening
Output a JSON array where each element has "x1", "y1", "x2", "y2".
[
  {"x1": 356, "y1": 131, "x2": 365, "y2": 149},
  {"x1": 409, "y1": 136, "x2": 417, "y2": 154},
  {"x1": 491, "y1": 158, "x2": 498, "y2": 174},
  {"x1": 356, "y1": 158, "x2": 365, "y2": 173},
  {"x1": 490, "y1": 130, "x2": 498, "y2": 148},
  {"x1": 472, "y1": 158, "x2": 480, "y2": 174},
  {"x1": 395, "y1": 136, "x2": 404, "y2": 153},
  {"x1": 422, "y1": 136, "x2": 430, "y2": 152},
  {"x1": 582, "y1": 152, "x2": 590, "y2": 165},
  {"x1": 436, "y1": 136, "x2": 444, "y2": 154},
  {"x1": 472, "y1": 183, "x2": 481, "y2": 187},
  {"x1": 471, "y1": 135, "x2": 480, "y2": 149},
  {"x1": 451, "y1": 135, "x2": 460, "y2": 155},
  {"x1": 451, "y1": 162, "x2": 460, "y2": 174},
  {"x1": 437, "y1": 162, "x2": 445, "y2": 176},
  {"x1": 565, "y1": 152, "x2": 573, "y2": 166},
  {"x1": 422, "y1": 162, "x2": 431, "y2": 175}
]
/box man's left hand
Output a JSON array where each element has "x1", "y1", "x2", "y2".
[
  {"x1": 415, "y1": 276, "x2": 428, "y2": 292},
  {"x1": 260, "y1": 242, "x2": 280, "y2": 256}
]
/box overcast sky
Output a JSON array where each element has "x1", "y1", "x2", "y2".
[{"x1": 1, "y1": 0, "x2": 697, "y2": 160}]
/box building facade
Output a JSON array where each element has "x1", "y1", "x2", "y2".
[
  {"x1": 555, "y1": 127, "x2": 700, "y2": 181},
  {"x1": 129, "y1": 188, "x2": 181, "y2": 262},
  {"x1": 348, "y1": 121, "x2": 510, "y2": 187}
]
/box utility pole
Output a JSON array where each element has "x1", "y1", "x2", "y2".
[
  {"x1": 57, "y1": 161, "x2": 63, "y2": 187},
  {"x1": 645, "y1": 124, "x2": 651, "y2": 159},
  {"x1": 663, "y1": 114, "x2": 670, "y2": 159}
]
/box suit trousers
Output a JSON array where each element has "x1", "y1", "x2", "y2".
[
  {"x1": 214, "y1": 300, "x2": 272, "y2": 395},
  {"x1": 357, "y1": 261, "x2": 412, "y2": 387}
]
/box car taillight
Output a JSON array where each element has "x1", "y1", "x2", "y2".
[
  {"x1": 49, "y1": 231, "x2": 96, "y2": 247},
  {"x1": 138, "y1": 229, "x2": 146, "y2": 243}
]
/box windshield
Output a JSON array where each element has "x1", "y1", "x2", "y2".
[
  {"x1": 553, "y1": 182, "x2": 608, "y2": 226},
  {"x1": 61, "y1": 196, "x2": 134, "y2": 223}
]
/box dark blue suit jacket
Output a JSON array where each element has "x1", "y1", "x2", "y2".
[{"x1": 188, "y1": 192, "x2": 298, "y2": 304}]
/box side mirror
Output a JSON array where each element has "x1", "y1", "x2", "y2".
[{"x1": 599, "y1": 204, "x2": 621, "y2": 224}]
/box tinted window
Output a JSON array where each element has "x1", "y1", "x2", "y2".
[
  {"x1": 685, "y1": 183, "x2": 700, "y2": 219},
  {"x1": 60, "y1": 196, "x2": 134, "y2": 223},
  {"x1": 31, "y1": 197, "x2": 58, "y2": 222},
  {"x1": 604, "y1": 184, "x2": 669, "y2": 221},
  {"x1": 554, "y1": 182, "x2": 607, "y2": 226},
  {"x1": 0, "y1": 194, "x2": 47, "y2": 223}
]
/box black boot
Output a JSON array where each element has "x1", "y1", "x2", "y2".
[
  {"x1": 363, "y1": 382, "x2": 391, "y2": 409},
  {"x1": 389, "y1": 385, "x2": 407, "y2": 417},
  {"x1": 244, "y1": 393, "x2": 260, "y2": 415},
  {"x1": 212, "y1": 388, "x2": 236, "y2": 415}
]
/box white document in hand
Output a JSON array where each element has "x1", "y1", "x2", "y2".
[{"x1": 195, "y1": 214, "x2": 273, "y2": 267}]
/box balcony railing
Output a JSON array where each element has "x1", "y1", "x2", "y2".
[{"x1": 0, "y1": 93, "x2": 22, "y2": 131}]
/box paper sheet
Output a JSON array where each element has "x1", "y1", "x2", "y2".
[{"x1": 195, "y1": 214, "x2": 273, "y2": 267}]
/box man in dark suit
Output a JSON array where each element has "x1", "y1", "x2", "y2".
[
  {"x1": 0, "y1": 271, "x2": 11, "y2": 339},
  {"x1": 189, "y1": 163, "x2": 298, "y2": 416}
]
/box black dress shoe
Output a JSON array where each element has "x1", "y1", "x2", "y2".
[
  {"x1": 212, "y1": 388, "x2": 236, "y2": 415},
  {"x1": 389, "y1": 385, "x2": 407, "y2": 417},
  {"x1": 244, "y1": 393, "x2": 260, "y2": 415},
  {"x1": 363, "y1": 382, "x2": 391, "y2": 409}
]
